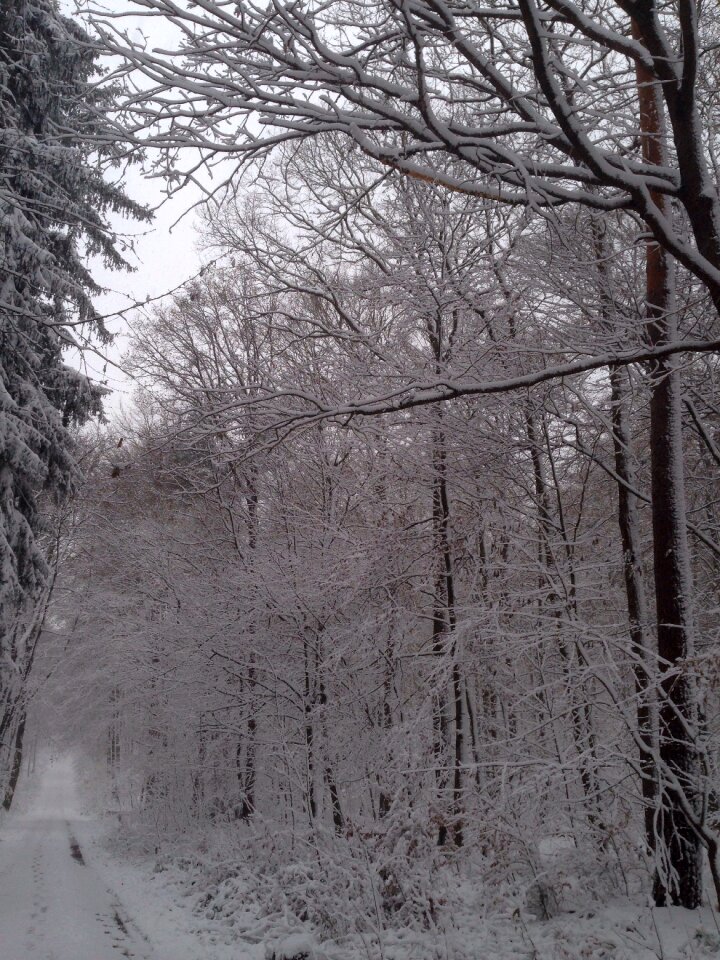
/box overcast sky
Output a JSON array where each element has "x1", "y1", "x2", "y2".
[
  {"x1": 69, "y1": 1, "x2": 209, "y2": 419},
  {"x1": 86, "y1": 176, "x2": 205, "y2": 417}
]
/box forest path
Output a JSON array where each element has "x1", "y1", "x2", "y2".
[{"x1": 0, "y1": 756, "x2": 156, "y2": 960}]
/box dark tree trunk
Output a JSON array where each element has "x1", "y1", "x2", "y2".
[
  {"x1": 435, "y1": 431, "x2": 464, "y2": 846},
  {"x1": 318, "y1": 672, "x2": 344, "y2": 835},
  {"x1": 649, "y1": 345, "x2": 702, "y2": 908},
  {"x1": 526, "y1": 406, "x2": 601, "y2": 828},
  {"x1": 3, "y1": 707, "x2": 26, "y2": 811},
  {"x1": 239, "y1": 472, "x2": 259, "y2": 821},
  {"x1": 431, "y1": 423, "x2": 465, "y2": 846},
  {"x1": 631, "y1": 21, "x2": 703, "y2": 906},
  {"x1": 591, "y1": 213, "x2": 660, "y2": 855},
  {"x1": 608, "y1": 366, "x2": 660, "y2": 854},
  {"x1": 303, "y1": 630, "x2": 316, "y2": 822},
  {"x1": 431, "y1": 450, "x2": 451, "y2": 847},
  {"x1": 239, "y1": 660, "x2": 257, "y2": 820},
  {"x1": 378, "y1": 642, "x2": 394, "y2": 819},
  {"x1": 107, "y1": 686, "x2": 121, "y2": 771}
]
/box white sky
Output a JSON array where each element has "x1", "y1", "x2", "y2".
[
  {"x1": 85, "y1": 176, "x2": 205, "y2": 417},
  {"x1": 68, "y1": 1, "x2": 209, "y2": 419}
]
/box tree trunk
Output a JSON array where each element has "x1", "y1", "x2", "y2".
[
  {"x1": 526, "y1": 405, "x2": 602, "y2": 829},
  {"x1": 431, "y1": 424, "x2": 464, "y2": 846},
  {"x1": 303, "y1": 629, "x2": 316, "y2": 823},
  {"x1": 318, "y1": 670, "x2": 344, "y2": 835},
  {"x1": 591, "y1": 213, "x2": 660, "y2": 856},
  {"x1": 239, "y1": 471, "x2": 259, "y2": 821},
  {"x1": 3, "y1": 706, "x2": 26, "y2": 811},
  {"x1": 608, "y1": 365, "x2": 660, "y2": 854},
  {"x1": 378, "y1": 639, "x2": 394, "y2": 818},
  {"x1": 649, "y1": 345, "x2": 702, "y2": 907},
  {"x1": 239, "y1": 664, "x2": 257, "y2": 820},
  {"x1": 431, "y1": 443, "x2": 451, "y2": 847},
  {"x1": 630, "y1": 21, "x2": 702, "y2": 906}
]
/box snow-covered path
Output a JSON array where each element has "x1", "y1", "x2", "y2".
[
  {"x1": 0, "y1": 757, "x2": 157, "y2": 959},
  {"x1": 0, "y1": 757, "x2": 255, "y2": 960}
]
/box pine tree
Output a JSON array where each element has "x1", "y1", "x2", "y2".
[{"x1": 0, "y1": 0, "x2": 147, "y2": 801}]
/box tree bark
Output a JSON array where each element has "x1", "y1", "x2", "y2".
[
  {"x1": 3, "y1": 706, "x2": 26, "y2": 811},
  {"x1": 526, "y1": 405, "x2": 602, "y2": 830},
  {"x1": 431, "y1": 424, "x2": 463, "y2": 847},
  {"x1": 591, "y1": 215, "x2": 660, "y2": 857},
  {"x1": 303, "y1": 628, "x2": 316, "y2": 823},
  {"x1": 632, "y1": 20, "x2": 703, "y2": 907},
  {"x1": 608, "y1": 365, "x2": 659, "y2": 855},
  {"x1": 239, "y1": 469, "x2": 259, "y2": 821}
]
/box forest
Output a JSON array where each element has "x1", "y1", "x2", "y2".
[{"x1": 2, "y1": 2, "x2": 720, "y2": 959}]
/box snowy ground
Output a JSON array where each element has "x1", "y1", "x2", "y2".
[
  {"x1": 3, "y1": 756, "x2": 720, "y2": 960},
  {"x1": 0, "y1": 756, "x2": 256, "y2": 960}
]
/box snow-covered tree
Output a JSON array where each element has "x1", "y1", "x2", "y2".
[
  {"x1": 91, "y1": 0, "x2": 720, "y2": 907},
  {"x1": 0, "y1": 0, "x2": 146, "y2": 805}
]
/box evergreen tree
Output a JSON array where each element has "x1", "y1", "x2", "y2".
[
  {"x1": 0, "y1": 0, "x2": 145, "y2": 619},
  {"x1": 0, "y1": 0, "x2": 146, "y2": 801}
]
